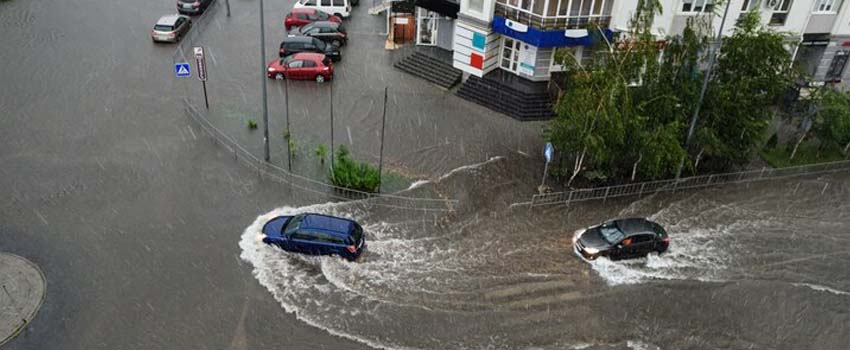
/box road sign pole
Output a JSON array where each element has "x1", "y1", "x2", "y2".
[
  {"x1": 202, "y1": 80, "x2": 209, "y2": 109},
  {"x1": 541, "y1": 161, "x2": 549, "y2": 190}
]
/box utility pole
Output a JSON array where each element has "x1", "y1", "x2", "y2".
[
  {"x1": 676, "y1": 0, "x2": 732, "y2": 178},
  {"x1": 225, "y1": 0, "x2": 231, "y2": 17},
  {"x1": 378, "y1": 86, "x2": 388, "y2": 191},
  {"x1": 260, "y1": 0, "x2": 270, "y2": 162}
]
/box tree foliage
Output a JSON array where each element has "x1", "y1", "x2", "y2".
[
  {"x1": 547, "y1": 7, "x2": 795, "y2": 184},
  {"x1": 696, "y1": 11, "x2": 793, "y2": 169}
]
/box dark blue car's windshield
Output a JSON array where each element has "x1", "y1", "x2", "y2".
[
  {"x1": 284, "y1": 215, "x2": 304, "y2": 235},
  {"x1": 599, "y1": 224, "x2": 625, "y2": 244}
]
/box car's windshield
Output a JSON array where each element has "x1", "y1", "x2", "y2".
[
  {"x1": 301, "y1": 23, "x2": 315, "y2": 33},
  {"x1": 284, "y1": 214, "x2": 304, "y2": 235},
  {"x1": 599, "y1": 224, "x2": 625, "y2": 244},
  {"x1": 154, "y1": 25, "x2": 174, "y2": 31},
  {"x1": 313, "y1": 38, "x2": 326, "y2": 50},
  {"x1": 317, "y1": 11, "x2": 329, "y2": 20}
]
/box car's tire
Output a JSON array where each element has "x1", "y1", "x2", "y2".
[
  {"x1": 332, "y1": 39, "x2": 342, "y2": 47},
  {"x1": 275, "y1": 73, "x2": 285, "y2": 80},
  {"x1": 315, "y1": 75, "x2": 325, "y2": 83},
  {"x1": 334, "y1": 13, "x2": 343, "y2": 19}
]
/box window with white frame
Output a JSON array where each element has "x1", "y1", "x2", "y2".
[
  {"x1": 681, "y1": 0, "x2": 714, "y2": 13},
  {"x1": 769, "y1": 0, "x2": 792, "y2": 25},
  {"x1": 740, "y1": 0, "x2": 760, "y2": 11},
  {"x1": 468, "y1": 0, "x2": 485, "y2": 14},
  {"x1": 814, "y1": 0, "x2": 839, "y2": 12}
]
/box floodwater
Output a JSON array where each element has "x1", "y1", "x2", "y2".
[
  {"x1": 240, "y1": 156, "x2": 850, "y2": 349},
  {"x1": 2, "y1": 0, "x2": 849, "y2": 349}
]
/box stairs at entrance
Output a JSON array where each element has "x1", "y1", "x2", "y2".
[
  {"x1": 394, "y1": 51, "x2": 463, "y2": 89},
  {"x1": 456, "y1": 75, "x2": 556, "y2": 121}
]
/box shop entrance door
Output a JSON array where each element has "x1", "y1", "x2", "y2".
[
  {"x1": 416, "y1": 9, "x2": 438, "y2": 46},
  {"x1": 500, "y1": 37, "x2": 521, "y2": 74}
]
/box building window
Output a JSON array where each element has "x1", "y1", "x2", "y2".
[
  {"x1": 814, "y1": 0, "x2": 839, "y2": 12},
  {"x1": 769, "y1": 0, "x2": 792, "y2": 25},
  {"x1": 469, "y1": 0, "x2": 485, "y2": 14},
  {"x1": 681, "y1": 0, "x2": 714, "y2": 13},
  {"x1": 826, "y1": 51, "x2": 849, "y2": 82},
  {"x1": 740, "y1": 0, "x2": 760, "y2": 11}
]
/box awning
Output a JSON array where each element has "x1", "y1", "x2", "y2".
[{"x1": 414, "y1": 0, "x2": 459, "y2": 18}]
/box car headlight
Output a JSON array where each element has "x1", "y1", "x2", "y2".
[
  {"x1": 267, "y1": 68, "x2": 275, "y2": 72},
  {"x1": 572, "y1": 229, "x2": 585, "y2": 245},
  {"x1": 256, "y1": 233, "x2": 267, "y2": 242},
  {"x1": 583, "y1": 246, "x2": 599, "y2": 255}
]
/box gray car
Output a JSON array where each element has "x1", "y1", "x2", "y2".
[{"x1": 151, "y1": 15, "x2": 192, "y2": 43}]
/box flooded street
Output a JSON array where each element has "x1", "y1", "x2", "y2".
[
  {"x1": 1, "y1": 0, "x2": 849, "y2": 349},
  {"x1": 240, "y1": 158, "x2": 850, "y2": 349}
]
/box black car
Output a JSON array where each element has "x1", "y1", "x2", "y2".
[
  {"x1": 573, "y1": 218, "x2": 670, "y2": 261},
  {"x1": 177, "y1": 0, "x2": 215, "y2": 15},
  {"x1": 279, "y1": 36, "x2": 341, "y2": 61},
  {"x1": 292, "y1": 21, "x2": 347, "y2": 47}
]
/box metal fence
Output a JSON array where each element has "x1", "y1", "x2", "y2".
[
  {"x1": 182, "y1": 99, "x2": 458, "y2": 211},
  {"x1": 528, "y1": 160, "x2": 850, "y2": 207}
]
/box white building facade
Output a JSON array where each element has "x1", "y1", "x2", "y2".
[{"x1": 451, "y1": 0, "x2": 850, "y2": 85}]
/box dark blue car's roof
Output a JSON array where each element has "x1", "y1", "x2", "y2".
[{"x1": 301, "y1": 213, "x2": 355, "y2": 236}]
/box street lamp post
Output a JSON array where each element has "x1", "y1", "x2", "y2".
[{"x1": 260, "y1": 0, "x2": 270, "y2": 162}]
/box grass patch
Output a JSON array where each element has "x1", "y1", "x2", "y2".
[
  {"x1": 760, "y1": 142, "x2": 847, "y2": 168},
  {"x1": 329, "y1": 146, "x2": 380, "y2": 193}
]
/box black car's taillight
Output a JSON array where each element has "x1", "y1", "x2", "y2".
[
  {"x1": 662, "y1": 236, "x2": 671, "y2": 244},
  {"x1": 346, "y1": 245, "x2": 357, "y2": 253}
]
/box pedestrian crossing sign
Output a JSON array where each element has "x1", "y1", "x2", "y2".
[{"x1": 175, "y1": 63, "x2": 191, "y2": 77}]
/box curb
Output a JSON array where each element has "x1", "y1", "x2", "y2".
[{"x1": 0, "y1": 253, "x2": 47, "y2": 348}]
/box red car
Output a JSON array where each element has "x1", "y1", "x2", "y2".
[
  {"x1": 267, "y1": 53, "x2": 334, "y2": 83},
  {"x1": 285, "y1": 8, "x2": 341, "y2": 31}
]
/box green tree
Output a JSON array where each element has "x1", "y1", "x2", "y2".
[
  {"x1": 695, "y1": 11, "x2": 793, "y2": 170},
  {"x1": 547, "y1": 0, "x2": 693, "y2": 184}
]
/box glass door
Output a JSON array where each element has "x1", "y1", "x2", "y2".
[
  {"x1": 416, "y1": 8, "x2": 437, "y2": 46},
  {"x1": 500, "y1": 37, "x2": 521, "y2": 73}
]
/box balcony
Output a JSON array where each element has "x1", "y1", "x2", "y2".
[{"x1": 494, "y1": 0, "x2": 611, "y2": 31}]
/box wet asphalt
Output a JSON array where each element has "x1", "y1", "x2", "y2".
[{"x1": 2, "y1": 0, "x2": 850, "y2": 349}]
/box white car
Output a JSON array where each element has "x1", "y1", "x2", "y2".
[{"x1": 293, "y1": 0, "x2": 351, "y2": 19}]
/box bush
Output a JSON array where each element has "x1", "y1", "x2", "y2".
[
  {"x1": 247, "y1": 119, "x2": 258, "y2": 130},
  {"x1": 329, "y1": 146, "x2": 380, "y2": 193},
  {"x1": 315, "y1": 144, "x2": 328, "y2": 164}
]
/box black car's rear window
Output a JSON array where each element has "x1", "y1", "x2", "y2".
[{"x1": 154, "y1": 25, "x2": 174, "y2": 31}]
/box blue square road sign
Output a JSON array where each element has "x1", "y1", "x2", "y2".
[{"x1": 175, "y1": 63, "x2": 191, "y2": 77}]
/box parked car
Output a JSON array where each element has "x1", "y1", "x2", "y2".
[
  {"x1": 266, "y1": 52, "x2": 334, "y2": 82},
  {"x1": 293, "y1": 0, "x2": 351, "y2": 19},
  {"x1": 290, "y1": 21, "x2": 347, "y2": 47},
  {"x1": 285, "y1": 8, "x2": 341, "y2": 31},
  {"x1": 151, "y1": 15, "x2": 192, "y2": 43},
  {"x1": 259, "y1": 213, "x2": 366, "y2": 261},
  {"x1": 573, "y1": 218, "x2": 670, "y2": 261},
  {"x1": 279, "y1": 36, "x2": 341, "y2": 61},
  {"x1": 177, "y1": 0, "x2": 215, "y2": 15}
]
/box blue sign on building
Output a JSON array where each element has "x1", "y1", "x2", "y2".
[{"x1": 174, "y1": 63, "x2": 191, "y2": 77}]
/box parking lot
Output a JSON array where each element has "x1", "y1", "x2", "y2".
[{"x1": 2, "y1": 0, "x2": 850, "y2": 349}]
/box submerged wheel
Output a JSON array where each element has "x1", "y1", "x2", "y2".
[
  {"x1": 315, "y1": 75, "x2": 325, "y2": 83},
  {"x1": 275, "y1": 73, "x2": 284, "y2": 80}
]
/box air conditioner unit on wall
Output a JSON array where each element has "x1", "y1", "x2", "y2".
[{"x1": 765, "y1": 0, "x2": 779, "y2": 9}]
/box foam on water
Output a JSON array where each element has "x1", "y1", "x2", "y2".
[{"x1": 792, "y1": 283, "x2": 850, "y2": 296}]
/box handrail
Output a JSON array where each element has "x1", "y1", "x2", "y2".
[{"x1": 494, "y1": 2, "x2": 611, "y2": 31}]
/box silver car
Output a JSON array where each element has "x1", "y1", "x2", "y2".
[{"x1": 151, "y1": 15, "x2": 191, "y2": 43}]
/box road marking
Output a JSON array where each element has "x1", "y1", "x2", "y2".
[
  {"x1": 187, "y1": 125, "x2": 197, "y2": 140},
  {"x1": 483, "y1": 280, "x2": 575, "y2": 300}
]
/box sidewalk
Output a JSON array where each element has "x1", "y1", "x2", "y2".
[{"x1": 0, "y1": 253, "x2": 46, "y2": 347}]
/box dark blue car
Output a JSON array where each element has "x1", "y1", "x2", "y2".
[{"x1": 260, "y1": 213, "x2": 366, "y2": 261}]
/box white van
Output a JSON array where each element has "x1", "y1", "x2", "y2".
[{"x1": 293, "y1": 0, "x2": 352, "y2": 19}]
